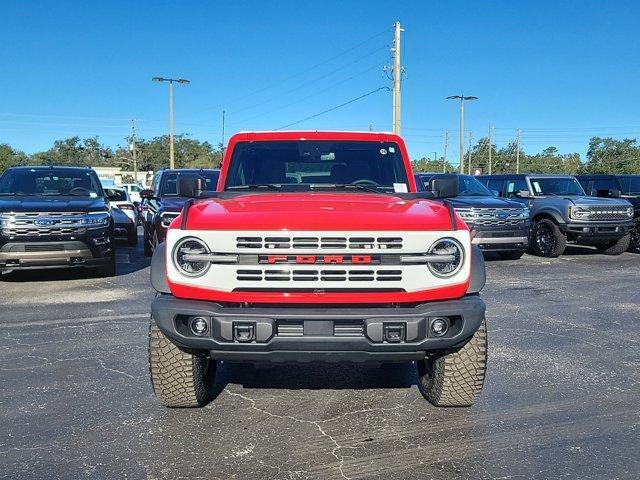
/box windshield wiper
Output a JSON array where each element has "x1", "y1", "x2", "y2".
[
  {"x1": 310, "y1": 183, "x2": 388, "y2": 194},
  {"x1": 227, "y1": 184, "x2": 283, "y2": 191},
  {"x1": 0, "y1": 192, "x2": 39, "y2": 196}
]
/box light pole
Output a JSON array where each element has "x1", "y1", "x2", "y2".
[
  {"x1": 152, "y1": 77, "x2": 190, "y2": 169},
  {"x1": 446, "y1": 95, "x2": 477, "y2": 173}
]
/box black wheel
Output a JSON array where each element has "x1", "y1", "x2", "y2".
[
  {"x1": 530, "y1": 218, "x2": 566, "y2": 258},
  {"x1": 127, "y1": 229, "x2": 138, "y2": 247},
  {"x1": 596, "y1": 234, "x2": 631, "y2": 255},
  {"x1": 148, "y1": 318, "x2": 216, "y2": 408},
  {"x1": 498, "y1": 250, "x2": 525, "y2": 260},
  {"x1": 143, "y1": 231, "x2": 152, "y2": 257},
  {"x1": 95, "y1": 250, "x2": 116, "y2": 277},
  {"x1": 417, "y1": 320, "x2": 488, "y2": 407},
  {"x1": 629, "y1": 226, "x2": 640, "y2": 252}
]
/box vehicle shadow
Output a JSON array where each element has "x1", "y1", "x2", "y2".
[
  {"x1": 0, "y1": 235, "x2": 150, "y2": 282},
  {"x1": 209, "y1": 361, "x2": 419, "y2": 399}
]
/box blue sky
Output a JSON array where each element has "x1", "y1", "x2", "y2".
[{"x1": 1, "y1": 0, "x2": 639, "y2": 165}]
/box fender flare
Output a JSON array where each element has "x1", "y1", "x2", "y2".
[
  {"x1": 150, "y1": 242, "x2": 171, "y2": 294},
  {"x1": 532, "y1": 208, "x2": 565, "y2": 225},
  {"x1": 467, "y1": 245, "x2": 486, "y2": 294}
]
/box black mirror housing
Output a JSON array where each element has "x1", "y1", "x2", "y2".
[
  {"x1": 177, "y1": 174, "x2": 205, "y2": 198},
  {"x1": 428, "y1": 174, "x2": 459, "y2": 199},
  {"x1": 610, "y1": 188, "x2": 621, "y2": 198}
]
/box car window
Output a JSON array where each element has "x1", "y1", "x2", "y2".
[
  {"x1": 506, "y1": 179, "x2": 528, "y2": 197},
  {"x1": 161, "y1": 171, "x2": 220, "y2": 196},
  {"x1": 0, "y1": 168, "x2": 103, "y2": 197},
  {"x1": 105, "y1": 188, "x2": 128, "y2": 201},
  {"x1": 487, "y1": 179, "x2": 505, "y2": 195},
  {"x1": 131, "y1": 185, "x2": 141, "y2": 192}
]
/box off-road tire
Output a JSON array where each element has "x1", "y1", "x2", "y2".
[
  {"x1": 127, "y1": 229, "x2": 138, "y2": 247},
  {"x1": 417, "y1": 320, "x2": 487, "y2": 407},
  {"x1": 143, "y1": 232, "x2": 153, "y2": 257},
  {"x1": 95, "y1": 250, "x2": 116, "y2": 277},
  {"x1": 628, "y1": 227, "x2": 640, "y2": 252},
  {"x1": 148, "y1": 318, "x2": 216, "y2": 408},
  {"x1": 530, "y1": 218, "x2": 566, "y2": 257},
  {"x1": 498, "y1": 250, "x2": 525, "y2": 260},
  {"x1": 596, "y1": 234, "x2": 631, "y2": 256}
]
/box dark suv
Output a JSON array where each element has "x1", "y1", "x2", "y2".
[
  {"x1": 140, "y1": 168, "x2": 219, "y2": 256},
  {"x1": 576, "y1": 174, "x2": 640, "y2": 251},
  {"x1": 415, "y1": 173, "x2": 530, "y2": 259},
  {"x1": 478, "y1": 174, "x2": 635, "y2": 257},
  {"x1": 0, "y1": 166, "x2": 116, "y2": 276}
]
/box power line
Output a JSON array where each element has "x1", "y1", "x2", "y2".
[{"x1": 274, "y1": 86, "x2": 390, "y2": 131}]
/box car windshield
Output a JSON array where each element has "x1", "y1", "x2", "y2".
[
  {"x1": 105, "y1": 188, "x2": 128, "y2": 201},
  {"x1": 419, "y1": 174, "x2": 493, "y2": 196},
  {"x1": 224, "y1": 140, "x2": 409, "y2": 193},
  {"x1": 0, "y1": 168, "x2": 103, "y2": 197},
  {"x1": 161, "y1": 171, "x2": 220, "y2": 196},
  {"x1": 530, "y1": 177, "x2": 585, "y2": 196}
]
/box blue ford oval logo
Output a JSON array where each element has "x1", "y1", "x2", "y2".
[
  {"x1": 497, "y1": 212, "x2": 509, "y2": 219},
  {"x1": 35, "y1": 218, "x2": 55, "y2": 226}
]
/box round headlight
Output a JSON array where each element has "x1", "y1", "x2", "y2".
[
  {"x1": 172, "y1": 237, "x2": 211, "y2": 277},
  {"x1": 427, "y1": 237, "x2": 464, "y2": 278},
  {"x1": 626, "y1": 206, "x2": 634, "y2": 217}
]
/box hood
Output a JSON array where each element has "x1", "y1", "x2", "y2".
[
  {"x1": 448, "y1": 195, "x2": 524, "y2": 209},
  {"x1": 183, "y1": 192, "x2": 459, "y2": 231},
  {"x1": 621, "y1": 194, "x2": 640, "y2": 210},
  {"x1": 159, "y1": 196, "x2": 191, "y2": 212},
  {"x1": 564, "y1": 196, "x2": 633, "y2": 207},
  {"x1": 0, "y1": 196, "x2": 108, "y2": 213}
]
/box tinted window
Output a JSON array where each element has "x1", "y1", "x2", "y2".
[
  {"x1": 591, "y1": 178, "x2": 621, "y2": 192},
  {"x1": 421, "y1": 174, "x2": 493, "y2": 196},
  {"x1": 105, "y1": 188, "x2": 128, "y2": 201},
  {"x1": 225, "y1": 141, "x2": 409, "y2": 193},
  {"x1": 620, "y1": 176, "x2": 640, "y2": 194},
  {"x1": 161, "y1": 171, "x2": 220, "y2": 196},
  {"x1": 506, "y1": 179, "x2": 528, "y2": 197},
  {"x1": 0, "y1": 168, "x2": 103, "y2": 197},
  {"x1": 529, "y1": 177, "x2": 584, "y2": 196},
  {"x1": 486, "y1": 179, "x2": 505, "y2": 195}
]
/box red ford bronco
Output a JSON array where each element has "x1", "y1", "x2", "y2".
[{"x1": 148, "y1": 131, "x2": 487, "y2": 408}]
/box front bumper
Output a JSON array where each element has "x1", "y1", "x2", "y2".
[
  {"x1": 562, "y1": 220, "x2": 636, "y2": 243},
  {"x1": 0, "y1": 230, "x2": 113, "y2": 271},
  {"x1": 151, "y1": 294, "x2": 486, "y2": 363},
  {"x1": 470, "y1": 225, "x2": 530, "y2": 251}
]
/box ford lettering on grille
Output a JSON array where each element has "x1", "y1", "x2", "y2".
[{"x1": 264, "y1": 255, "x2": 373, "y2": 265}]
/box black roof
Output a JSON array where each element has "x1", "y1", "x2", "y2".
[
  {"x1": 477, "y1": 173, "x2": 576, "y2": 179},
  {"x1": 574, "y1": 174, "x2": 618, "y2": 179},
  {"x1": 6, "y1": 165, "x2": 94, "y2": 171}
]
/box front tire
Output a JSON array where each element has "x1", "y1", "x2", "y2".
[
  {"x1": 628, "y1": 226, "x2": 639, "y2": 252},
  {"x1": 143, "y1": 231, "x2": 153, "y2": 257},
  {"x1": 95, "y1": 249, "x2": 116, "y2": 277},
  {"x1": 417, "y1": 320, "x2": 488, "y2": 407},
  {"x1": 530, "y1": 218, "x2": 566, "y2": 257},
  {"x1": 596, "y1": 234, "x2": 631, "y2": 255},
  {"x1": 148, "y1": 318, "x2": 216, "y2": 408}
]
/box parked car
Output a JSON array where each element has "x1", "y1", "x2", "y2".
[
  {"x1": 111, "y1": 205, "x2": 137, "y2": 246},
  {"x1": 576, "y1": 174, "x2": 640, "y2": 251},
  {"x1": 415, "y1": 173, "x2": 530, "y2": 259},
  {"x1": 120, "y1": 183, "x2": 143, "y2": 204},
  {"x1": 0, "y1": 166, "x2": 116, "y2": 276},
  {"x1": 477, "y1": 174, "x2": 635, "y2": 257},
  {"x1": 148, "y1": 131, "x2": 488, "y2": 408},
  {"x1": 104, "y1": 187, "x2": 139, "y2": 225},
  {"x1": 140, "y1": 168, "x2": 220, "y2": 257}
]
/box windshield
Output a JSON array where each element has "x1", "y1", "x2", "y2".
[
  {"x1": 419, "y1": 174, "x2": 493, "y2": 196},
  {"x1": 0, "y1": 168, "x2": 103, "y2": 197},
  {"x1": 224, "y1": 140, "x2": 409, "y2": 192},
  {"x1": 161, "y1": 171, "x2": 220, "y2": 196},
  {"x1": 530, "y1": 177, "x2": 585, "y2": 196},
  {"x1": 105, "y1": 188, "x2": 128, "y2": 201}
]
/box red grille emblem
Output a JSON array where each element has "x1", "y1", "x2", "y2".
[{"x1": 266, "y1": 255, "x2": 372, "y2": 265}]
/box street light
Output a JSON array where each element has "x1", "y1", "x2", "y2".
[
  {"x1": 446, "y1": 95, "x2": 477, "y2": 173},
  {"x1": 152, "y1": 77, "x2": 190, "y2": 169}
]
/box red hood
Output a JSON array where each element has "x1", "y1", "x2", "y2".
[{"x1": 182, "y1": 192, "x2": 461, "y2": 231}]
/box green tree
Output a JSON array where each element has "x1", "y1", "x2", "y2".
[
  {"x1": 411, "y1": 157, "x2": 455, "y2": 173},
  {"x1": 0, "y1": 144, "x2": 29, "y2": 171},
  {"x1": 584, "y1": 137, "x2": 640, "y2": 173}
]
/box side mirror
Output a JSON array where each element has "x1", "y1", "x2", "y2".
[
  {"x1": 491, "y1": 189, "x2": 499, "y2": 196},
  {"x1": 139, "y1": 189, "x2": 155, "y2": 199},
  {"x1": 610, "y1": 188, "x2": 621, "y2": 198},
  {"x1": 515, "y1": 190, "x2": 533, "y2": 199},
  {"x1": 177, "y1": 174, "x2": 205, "y2": 198},
  {"x1": 429, "y1": 174, "x2": 458, "y2": 199}
]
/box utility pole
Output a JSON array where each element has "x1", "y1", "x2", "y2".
[
  {"x1": 221, "y1": 110, "x2": 226, "y2": 158},
  {"x1": 391, "y1": 21, "x2": 404, "y2": 135},
  {"x1": 488, "y1": 124, "x2": 493, "y2": 175},
  {"x1": 129, "y1": 119, "x2": 138, "y2": 185},
  {"x1": 468, "y1": 131, "x2": 473, "y2": 175},
  {"x1": 443, "y1": 130, "x2": 449, "y2": 173},
  {"x1": 152, "y1": 77, "x2": 190, "y2": 169},
  {"x1": 516, "y1": 128, "x2": 521, "y2": 174},
  {"x1": 446, "y1": 95, "x2": 478, "y2": 173}
]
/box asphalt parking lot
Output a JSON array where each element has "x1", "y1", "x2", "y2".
[{"x1": 1, "y1": 234, "x2": 639, "y2": 480}]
